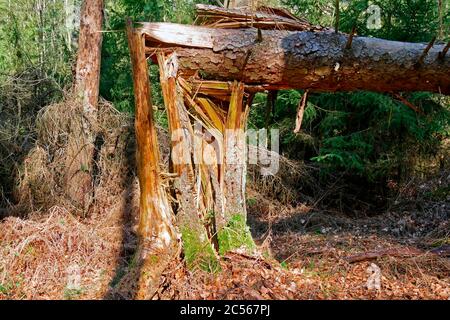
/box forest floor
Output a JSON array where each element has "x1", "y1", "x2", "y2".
[
  {"x1": 156, "y1": 185, "x2": 449, "y2": 300},
  {"x1": 0, "y1": 101, "x2": 448, "y2": 299},
  {"x1": 0, "y1": 179, "x2": 448, "y2": 300}
]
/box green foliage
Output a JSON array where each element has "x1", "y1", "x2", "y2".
[
  {"x1": 283, "y1": 0, "x2": 449, "y2": 42},
  {"x1": 0, "y1": 283, "x2": 10, "y2": 295},
  {"x1": 281, "y1": 0, "x2": 335, "y2": 26},
  {"x1": 0, "y1": 280, "x2": 21, "y2": 297},
  {"x1": 249, "y1": 1, "x2": 450, "y2": 188},
  {"x1": 0, "y1": 0, "x2": 77, "y2": 86},
  {"x1": 340, "y1": 0, "x2": 448, "y2": 42},
  {"x1": 269, "y1": 90, "x2": 449, "y2": 182}
]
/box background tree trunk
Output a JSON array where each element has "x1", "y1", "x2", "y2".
[
  {"x1": 65, "y1": 0, "x2": 104, "y2": 211},
  {"x1": 74, "y1": 0, "x2": 103, "y2": 109}
]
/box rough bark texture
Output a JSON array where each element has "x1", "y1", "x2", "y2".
[
  {"x1": 74, "y1": 0, "x2": 104, "y2": 109},
  {"x1": 65, "y1": 0, "x2": 104, "y2": 211},
  {"x1": 142, "y1": 24, "x2": 450, "y2": 94},
  {"x1": 221, "y1": 82, "x2": 249, "y2": 228},
  {"x1": 126, "y1": 22, "x2": 177, "y2": 299}
]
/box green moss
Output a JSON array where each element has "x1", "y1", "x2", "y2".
[
  {"x1": 181, "y1": 227, "x2": 220, "y2": 273},
  {"x1": 109, "y1": 268, "x2": 126, "y2": 288},
  {"x1": 217, "y1": 214, "x2": 256, "y2": 255},
  {"x1": 129, "y1": 251, "x2": 139, "y2": 269}
]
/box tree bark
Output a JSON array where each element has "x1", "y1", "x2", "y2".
[
  {"x1": 74, "y1": 0, "x2": 103, "y2": 109},
  {"x1": 65, "y1": 0, "x2": 104, "y2": 211},
  {"x1": 141, "y1": 23, "x2": 450, "y2": 94}
]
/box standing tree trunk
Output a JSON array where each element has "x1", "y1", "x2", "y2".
[
  {"x1": 65, "y1": 0, "x2": 104, "y2": 211},
  {"x1": 74, "y1": 0, "x2": 103, "y2": 109},
  {"x1": 156, "y1": 53, "x2": 256, "y2": 267},
  {"x1": 157, "y1": 53, "x2": 220, "y2": 271}
]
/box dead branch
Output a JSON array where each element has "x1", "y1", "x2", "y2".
[{"x1": 345, "y1": 248, "x2": 424, "y2": 264}]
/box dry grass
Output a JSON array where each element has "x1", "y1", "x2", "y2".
[
  {"x1": 0, "y1": 94, "x2": 142, "y2": 300},
  {"x1": 269, "y1": 233, "x2": 450, "y2": 300},
  {"x1": 11, "y1": 95, "x2": 136, "y2": 215},
  {"x1": 0, "y1": 206, "x2": 124, "y2": 300}
]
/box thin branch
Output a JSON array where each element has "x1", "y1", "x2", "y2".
[
  {"x1": 345, "y1": 248, "x2": 424, "y2": 264},
  {"x1": 334, "y1": 0, "x2": 340, "y2": 33},
  {"x1": 438, "y1": 41, "x2": 450, "y2": 60},
  {"x1": 394, "y1": 93, "x2": 424, "y2": 115}
]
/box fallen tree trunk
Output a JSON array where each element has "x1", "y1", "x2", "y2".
[{"x1": 141, "y1": 23, "x2": 450, "y2": 94}]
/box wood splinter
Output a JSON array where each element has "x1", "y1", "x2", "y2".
[{"x1": 294, "y1": 90, "x2": 309, "y2": 133}]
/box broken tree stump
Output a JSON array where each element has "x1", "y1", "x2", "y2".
[{"x1": 126, "y1": 20, "x2": 177, "y2": 299}]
